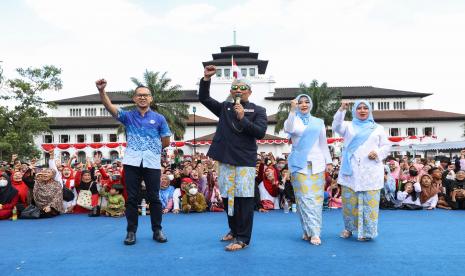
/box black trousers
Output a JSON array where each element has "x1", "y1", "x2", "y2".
[
  {"x1": 124, "y1": 164, "x2": 162, "y2": 233},
  {"x1": 222, "y1": 197, "x2": 255, "y2": 245}
]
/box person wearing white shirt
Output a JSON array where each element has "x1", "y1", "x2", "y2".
[
  {"x1": 284, "y1": 94, "x2": 332, "y2": 246},
  {"x1": 332, "y1": 100, "x2": 391, "y2": 241},
  {"x1": 397, "y1": 181, "x2": 421, "y2": 207}
]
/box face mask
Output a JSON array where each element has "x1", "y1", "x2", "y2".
[
  {"x1": 167, "y1": 175, "x2": 174, "y2": 181},
  {"x1": 0, "y1": 179, "x2": 8, "y2": 187},
  {"x1": 189, "y1": 188, "x2": 198, "y2": 195},
  {"x1": 277, "y1": 164, "x2": 285, "y2": 169},
  {"x1": 332, "y1": 160, "x2": 339, "y2": 166},
  {"x1": 409, "y1": 170, "x2": 418, "y2": 176}
]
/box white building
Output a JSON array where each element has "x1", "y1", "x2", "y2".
[{"x1": 35, "y1": 44, "x2": 465, "y2": 163}]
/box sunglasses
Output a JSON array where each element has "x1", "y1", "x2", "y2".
[{"x1": 231, "y1": 85, "x2": 249, "y2": 91}]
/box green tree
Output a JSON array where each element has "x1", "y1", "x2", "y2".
[
  {"x1": 274, "y1": 80, "x2": 342, "y2": 134},
  {"x1": 127, "y1": 70, "x2": 189, "y2": 140},
  {"x1": 0, "y1": 65, "x2": 62, "y2": 159}
]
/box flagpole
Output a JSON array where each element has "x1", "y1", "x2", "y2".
[{"x1": 231, "y1": 55, "x2": 234, "y2": 80}]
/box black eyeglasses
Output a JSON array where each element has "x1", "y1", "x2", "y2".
[
  {"x1": 298, "y1": 101, "x2": 310, "y2": 104},
  {"x1": 135, "y1": 94, "x2": 151, "y2": 98},
  {"x1": 231, "y1": 85, "x2": 249, "y2": 91}
]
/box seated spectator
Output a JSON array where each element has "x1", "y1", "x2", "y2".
[
  {"x1": 326, "y1": 179, "x2": 342, "y2": 209},
  {"x1": 444, "y1": 169, "x2": 465, "y2": 210},
  {"x1": 419, "y1": 174, "x2": 439, "y2": 210},
  {"x1": 0, "y1": 172, "x2": 19, "y2": 220},
  {"x1": 100, "y1": 184, "x2": 125, "y2": 217},
  {"x1": 388, "y1": 160, "x2": 400, "y2": 185},
  {"x1": 11, "y1": 171, "x2": 29, "y2": 211},
  {"x1": 205, "y1": 171, "x2": 224, "y2": 212},
  {"x1": 181, "y1": 182, "x2": 207, "y2": 213},
  {"x1": 159, "y1": 174, "x2": 174, "y2": 214},
  {"x1": 381, "y1": 166, "x2": 397, "y2": 209},
  {"x1": 429, "y1": 167, "x2": 450, "y2": 209},
  {"x1": 190, "y1": 169, "x2": 207, "y2": 198},
  {"x1": 172, "y1": 177, "x2": 191, "y2": 214},
  {"x1": 33, "y1": 169, "x2": 64, "y2": 218},
  {"x1": 74, "y1": 170, "x2": 99, "y2": 214},
  {"x1": 396, "y1": 181, "x2": 421, "y2": 209},
  {"x1": 258, "y1": 167, "x2": 280, "y2": 210},
  {"x1": 279, "y1": 168, "x2": 295, "y2": 207}
]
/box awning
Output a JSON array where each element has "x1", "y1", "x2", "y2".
[{"x1": 390, "y1": 140, "x2": 465, "y2": 152}]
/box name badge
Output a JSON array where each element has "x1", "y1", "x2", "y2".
[{"x1": 244, "y1": 109, "x2": 255, "y2": 113}]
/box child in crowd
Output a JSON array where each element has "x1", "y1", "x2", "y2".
[{"x1": 100, "y1": 184, "x2": 125, "y2": 217}]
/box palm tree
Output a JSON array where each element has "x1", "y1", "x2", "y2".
[
  {"x1": 274, "y1": 80, "x2": 342, "y2": 134},
  {"x1": 119, "y1": 70, "x2": 189, "y2": 140}
]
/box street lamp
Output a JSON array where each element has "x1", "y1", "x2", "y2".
[{"x1": 193, "y1": 106, "x2": 196, "y2": 155}]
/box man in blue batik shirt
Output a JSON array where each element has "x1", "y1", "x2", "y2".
[{"x1": 96, "y1": 78, "x2": 171, "y2": 246}]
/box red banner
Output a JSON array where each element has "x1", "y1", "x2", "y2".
[
  {"x1": 41, "y1": 144, "x2": 56, "y2": 151},
  {"x1": 388, "y1": 137, "x2": 403, "y2": 142},
  {"x1": 106, "y1": 143, "x2": 120, "y2": 148},
  {"x1": 57, "y1": 144, "x2": 71, "y2": 150},
  {"x1": 89, "y1": 143, "x2": 104, "y2": 149},
  {"x1": 74, "y1": 143, "x2": 87, "y2": 149}
]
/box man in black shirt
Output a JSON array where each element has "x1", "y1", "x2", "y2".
[{"x1": 199, "y1": 65, "x2": 267, "y2": 251}]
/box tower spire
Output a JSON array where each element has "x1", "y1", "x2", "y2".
[{"x1": 233, "y1": 29, "x2": 237, "y2": 45}]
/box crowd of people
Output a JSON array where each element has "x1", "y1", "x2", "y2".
[
  {"x1": 2, "y1": 70, "x2": 465, "y2": 251},
  {"x1": 1, "y1": 148, "x2": 465, "y2": 221}
]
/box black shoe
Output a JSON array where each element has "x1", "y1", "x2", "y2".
[
  {"x1": 153, "y1": 230, "x2": 168, "y2": 243},
  {"x1": 124, "y1": 232, "x2": 136, "y2": 245}
]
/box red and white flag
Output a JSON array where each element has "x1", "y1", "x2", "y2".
[{"x1": 231, "y1": 56, "x2": 242, "y2": 79}]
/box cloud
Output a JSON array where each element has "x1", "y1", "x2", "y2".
[
  {"x1": 7, "y1": 0, "x2": 465, "y2": 115},
  {"x1": 25, "y1": 0, "x2": 154, "y2": 37}
]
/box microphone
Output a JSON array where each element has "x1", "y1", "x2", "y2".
[{"x1": 234, "y1": 92, "x2": 242, "y2": 105}]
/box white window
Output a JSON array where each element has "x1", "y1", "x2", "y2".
[
  {"x1": 93, "y1": 134, "x2": 103, "y2": 142},
  {"x1": 109, "y1": 134, "x2": 118, "y2": 142},
  {"x1": 60, "y1": 135, "x2": 70, "y2": 143},
  {"x1": 393, "y1": 101, "x2": 405, "y2": 110},
  {"x1": 215, "y1": 69, "x2": 222, "y2": 77},
  {"x1": 241, "y1": 68, "x2": 247, "y2": 77},
  {"x1": 389, "y1": 128, "x2": 401, "y2": 137},
  {"x1": 76, "y1": 134, "x2": 86, "y2": 143},
  {"x1": 70, "y1": 108, "x2": 82, "y2": 117},
  {"x1": 249, "y1": 68, "x2": 256, "y2": 77},
  {"x1": 224, "y1": 69, "x2": 231, "y2": 77},
  {"x1": 100, "y1": 108, "x2": 110, "y2": 116},
  {"x1": 423, "y1": 127, "x2": 435, "y2": 136},
  {"x1": 43, "y1": 135, "x2": 54, "y2": 143},
  {"x1": 407, "y1": 128, "x2": 417, "y2": 136}
]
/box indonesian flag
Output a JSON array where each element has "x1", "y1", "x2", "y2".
[{"x1": 231, "y1": 56, "x2": 242, "y2": 79}]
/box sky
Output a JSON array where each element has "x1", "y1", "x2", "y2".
[{"x1": 1, "y1": 0, "x2": 465, "y2": 113}]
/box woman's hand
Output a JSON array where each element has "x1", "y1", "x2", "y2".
[
  {"x1": 290, "y1": 99, "x2": 298, "y2": 112},
  {"x1": 340, "y1": 102, "x2": 349, "y2": 111},
  {"x1": 368, "y1": 151, "x2": 378, "y2": 160}
]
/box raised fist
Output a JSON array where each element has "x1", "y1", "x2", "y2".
[
  {"x1": 204, "y1": 65, "x2": 216, "y2": 79},
  {"x1": 95, "y1": 79, "x2": 107, "y2": 92},
  {"x1": 290, "y1": 99, "x2": 298, "y2": 112},
  {"x1": 340, "y1": 102, "x2": 349, "y2": 111}
]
